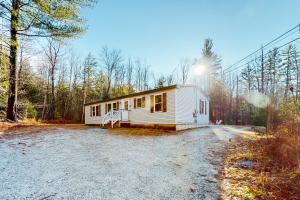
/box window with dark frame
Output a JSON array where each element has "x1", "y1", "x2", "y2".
[
  {"x1": 199, "y1": 100, "x2": 207, "y2": 115},
  {"x1": 90, "y1": 105, "x2": 101, "y2": 117},
  {"x1": 137, "y1": 98, "x2": 142, "y2": 108},
  {"x1": 124, "y1": 101, "x2": 128, "y2": 110},
  {"x1": 155, "y1": 94, "x2": 162, "y2": 112},
  {"x1": 113, "y1": 102, "x2": 117, "y2": 111},
  {"x1": 96, "y1": 105, "x2": 100, "y2": 116},
  {"x1": 92, "y1": 106, "x2": 96, "y2": 116},
  {"x1": 199, "y1": 100, "x2": 201, "y2": 114}
]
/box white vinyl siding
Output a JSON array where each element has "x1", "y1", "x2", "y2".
[
  {"x1": 128, "y1": 90, "x2": 176, "y2": 125},
  {"x1": 175, "y1": 86, "x2": 209, "y2": 125},
  {"x1": 84, "y1": 86, "x2": 209, "y2": 127},
  {"x1": 85, "y1": 103, "x2": 104, "y2": 124}
]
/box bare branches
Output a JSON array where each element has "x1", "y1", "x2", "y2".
[
  {"x1": 100, "y1": 46, "x2": 122, "y2": 99},
  {"x1": 179, "y1": 58, "x2": 190, "y2": 85}
]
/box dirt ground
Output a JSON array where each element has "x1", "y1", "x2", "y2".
[{"x1": 0, "y1": 125, "x2": 250, "y2": 200}]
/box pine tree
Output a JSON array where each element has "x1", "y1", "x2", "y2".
[{"x1": 0, "y1": 0, "x2": 96, "y2": 121}]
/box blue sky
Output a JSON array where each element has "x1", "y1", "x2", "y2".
[{"x1": 71, "y1": 0, "x2": 300, "y2": 74}]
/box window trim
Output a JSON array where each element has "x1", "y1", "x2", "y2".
[
  {"x1": 154, "y1": 94, "x2": 163, "y2": 112},
  {"x1": 107, "y1": 103, "x2": 112, "y2": 112},
  {"x1": 199, "y1": 100, "x2": 207, "y2": 115},
  {"x1": 92, "y1": 106, "x2": 96, "y2": 117},
  {"x1": 113, "y1": 102, "x2": 117, "y2": 111},
  {"x1": 96, "y1": 105, "x2": 99, "y2": 116},
  {"x1": 124, "y1": 100, "x2": 129, "y2": 110},
  {"x1": 136, "y1": 97, "x2": 142, "y2": 109},
  {"x1": 91, "y1": 105, "x2": 101, "y2": 117}
]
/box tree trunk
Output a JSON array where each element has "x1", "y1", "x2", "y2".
[
  {"x1": 42, "y1": 70, "x2": 50, "y2": 120},
  {"x1": 50, "y1": 65, "x2": 55, "y2": 119},
  {"x1": 261, "y1": 47, "x2": 265, "y2": 93},
  {"x1": 81, "y1": 88, "x2": 86, "y2": 123},
  {"x1": 236, "y1": 75, "x2": 239, "y2": 125},
  {"x1": 296, "y1": 59, "x2": 299, "y2": 100},
  {"x1": 6, "y1": 0, "x2": 20, "y2": 121},
  {"x1": 81, "y1": 70, "x2": 86, "y2": 123}
]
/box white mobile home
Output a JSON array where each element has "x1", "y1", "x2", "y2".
[{"x1": 84, "y1": 85, "x2": 209, "y2": 130}]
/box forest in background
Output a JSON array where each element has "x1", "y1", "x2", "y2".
[
  {"x1": 0, "y1": 36, "x2": 203, "y2": 122},
  {"x1": 1, "y1": 1, "x2": 299, "y2": 198},
  {"x1": 210, "y1": 24, "x2": 300, "y2": 134},
  {"x1": 0, "y1": 25, "x2": 299, "y2": 131},
  {"x1": 1, "y1": 35, "x2": 299, "y2": 128},
  {"x1": 0, "y1": 1, "x2": 299, "y2": 134}
]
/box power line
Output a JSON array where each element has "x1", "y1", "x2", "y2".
[
  {"x1": 223, "y1": 36, "x2": 300, "y2": 75},
  {"x1": 261, "y1": 28, "x2": 299, "y2": 52},
  {"x1": 223, "y1": 24, "x2": 300, "y2": 72}
]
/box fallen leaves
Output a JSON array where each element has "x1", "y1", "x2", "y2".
[{"x1": 219, "y1": 134, "x2": 300, "y2": 200}]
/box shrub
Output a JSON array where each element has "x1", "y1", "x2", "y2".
[
  {"x1": 26, "y1": 103, "x2": 37, "y2": 119},
  {"x1": 263, "y1": 136, "x2": 300, "y2": 169},
  {"x1": 54, "y1": 111, "x2": 62, "y2": 120},
  {"x1": 252, "y1": 109, "x2": 267, "y2": 127},
  {"x1": 278, "y1": 100, "x2": 300, "y2": 136}
]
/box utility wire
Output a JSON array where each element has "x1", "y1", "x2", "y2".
[
  {"x1": 223, "y1": 24, "x2": 300, "y2": 72},
  {"x1": 223, "y1": 36, "x2": 300, "y2": 75},
  {"x1": 224, "y1": 30, "x2": 300, "y2": 74}
]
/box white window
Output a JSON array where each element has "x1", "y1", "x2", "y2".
[
  {"x1": 199, "y1": 100, "x2": 206, "y2": 115},
  {"x1": 155, "y1": 94, "x2": 162, "y2": 112},
  {"x1": 90, "y1": 105, "x2": 101, "y2": 117}
]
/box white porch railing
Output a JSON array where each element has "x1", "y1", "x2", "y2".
[
  {"x1": 101, "y1": 110, "x2": 120, "y2": 128},
  {"x1": 101, "y1": 110, "x2": 129, "y2": 128}
]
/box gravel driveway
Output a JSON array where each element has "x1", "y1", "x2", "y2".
[{"x1": 0, "y1": 125, "x2": 247, "y2": 200}]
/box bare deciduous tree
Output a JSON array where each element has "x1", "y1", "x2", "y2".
[
  {"x1": 44, "y1": 39, "x2": 61, "y2": 119},
  {"x1": 100, "y1": 46, "x2": 122, "y2": 99},
  {"x1": 179, "y1": 59, "x2": 190, "y2": 85}
]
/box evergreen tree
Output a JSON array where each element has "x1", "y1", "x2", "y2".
[{"x1": 0, "y1": 0, "x2": 96, "y2": 121}]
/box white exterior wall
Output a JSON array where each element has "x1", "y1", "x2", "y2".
[
  {"x1": 84, "y1": 89, "x2": 176, "y2": 125},
  {"x1": 129, "y1": 89, "x2": 176, "y2": 125},
  {"x1": 84, "y1": 103, "x2": 105, "y2": 125},
  {"x1": 85, "y1": 98, "x2": 131, "y2": 125},
  {"x1": 84, "y1": 85, "x2": 209, "y2": 130},
  {"x1": 175, "y1": 86, "x2": 209, "y2": 126}
]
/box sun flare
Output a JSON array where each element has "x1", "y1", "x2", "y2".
[{"x1": 194, "y1": 64, "x2": 207, "y2": 76}]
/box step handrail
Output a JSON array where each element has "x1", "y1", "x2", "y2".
[{"x1": 101, "y1": 110, "x2": 121, "y2": 128}]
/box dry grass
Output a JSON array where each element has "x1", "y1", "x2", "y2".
[
  {"x1": 220, "y1": 133, "x2": 300, "y2": 200},
  {"x1": 0, "y1": 120, "x2": 179, "y2": 139},
  {"x1": 40, "y1": 119, "x2": 82, "y2": 124},
  {"x1": 0, "y1": 120, "x2": 87, "y2": 139},
  {"x1": 107, "y1": 127, "x2": 179, "y2": 137}
]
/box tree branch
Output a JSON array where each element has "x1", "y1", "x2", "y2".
[{"x1": 0, "y1": 2, "x2": 10, "y2": 12}]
